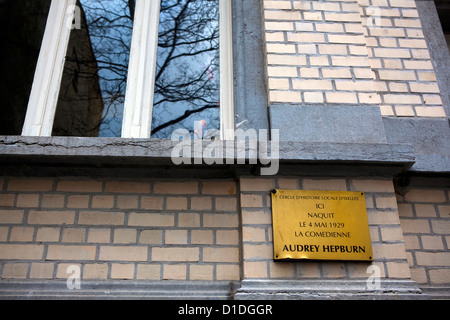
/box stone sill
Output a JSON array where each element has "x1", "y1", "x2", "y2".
[
  {"x1": 234, "y1": 279, "x2": 427, "y2": 300},
  {"x1": 0, "y1": 280, "x2": 238, "y2": 300},
  {"x1": 0, "y1": 279, "x2": 429, "y2": 300},
  {"x1": 0, "y1": 136, "x2": 415, "y2": 178}
]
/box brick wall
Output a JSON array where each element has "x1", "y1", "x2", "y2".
[
  {"x1": 397, "y1": 184, "x2": 450, "y2": 286},
  {"x1": 264, "y1": 0, "x2": 447, "y2": 118},
  {"x1": 240, "y1": 176, "x2": 412, "y2": 281},
  {"x1": 1, "y1": 175, "x2": 422, "y2": 284},
  {"x1": 0, "y1": 177, "x2": 240, "y2": 281}
]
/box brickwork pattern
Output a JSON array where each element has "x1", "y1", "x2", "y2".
[
  {"x1": 358, "y1": 0, "x2": 446, "y2": 118},
  {"x1": 240, "y1": 176, "x2": 412, "y2": 280},
  {"x1": 263, "y1": 0, "x2": 447, "y2": 118},
  {"x1": 0, "y1": 178, "x2": 240, "y2": 281},
  {"x1": 397, "y1": 185, "x2": 450, "y2": 285}
]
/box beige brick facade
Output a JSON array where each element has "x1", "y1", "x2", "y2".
[
  {"x1": 0, "y1": 177, "x2": 450, "y2": 298},
  {"x1": 0, "y1": 178, "x2": 240, "y2": 281},
  {"x1": 397, "y1": 184, "x2": 450, "y2": 286},
  {"x1": 0, "y1": 0, "x2": 448, "y2": 300},
  {"x1": 2, "y1": 175, "x2": 448, "y2": 292},
  {"x1": 264, "y1": 0, "x2": 447, "y2": 119},
  {"x1": 2, "y1": 175, "x2": 446, "y2": 288}
]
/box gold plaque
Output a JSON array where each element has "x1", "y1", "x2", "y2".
[{"x1": 271, "y1": 190, "x2": 373, "y2": 261}]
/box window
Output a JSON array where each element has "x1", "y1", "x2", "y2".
[
  {"x1": 0, "y1": 0, "x2": 51, "y2": 136},
  {"x1": 151, "y1": 0, "x2": 220, "y2": 139},
  {"x1": 53, "y1": 0, "x2": 134, "y2": 137},
  {"x1": 21, "y1": 0, "x2": 234, "y2": 140}
]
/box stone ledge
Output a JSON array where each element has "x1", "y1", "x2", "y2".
[
  {"x1": 0, "y1": 280, "x2": 238, "y2": 300},
  {"x1": 420, "y1": 286, "x2": 450, "y2": 300},
  {"x1": 0, "y1": 279, "x2": 430, "y2": 300},
  {"x1": 234, "y1": 279, "x2": 428, "y2": 300},
  {"x1": 0, "y1": 136, "x2": 414, "y2": 178}
]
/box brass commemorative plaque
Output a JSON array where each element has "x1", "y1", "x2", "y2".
[{"x1": 271, "y1": 189, "x2": 373, "y2": 261}]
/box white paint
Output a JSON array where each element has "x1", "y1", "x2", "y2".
[{"x1": 22, "y1": 0, "x2": 77, "y2": 136}]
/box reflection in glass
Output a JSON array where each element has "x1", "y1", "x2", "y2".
[
  {"x1": 53, "y1": 0, "x2": 134, "y2": 137},
  {"x1": 151, "y1": 0, "x2": 220, "y2": 139},
  {"x1": 0, "y1": 0, "x2": 51, "y2": 135}
]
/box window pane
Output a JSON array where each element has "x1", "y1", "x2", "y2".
[
  {"x1": 0, "y1": 0, "x2": 51, "y2": 135},
  {"x1": 52, "y1": 0, "x2": 134, "y2": 137},
  {"x1": 434, "y1": 0, "x2": 450, "y2": 52},
  {"x1": 151, "y1": 0, "x2": 220, "y2": 139}
]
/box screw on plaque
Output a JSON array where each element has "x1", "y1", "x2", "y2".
[{"x1": 271, "y1": 189, "x2": 277, "y2": 195}]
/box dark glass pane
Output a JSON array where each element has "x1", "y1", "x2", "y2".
[
  {"x1": 53, "y1": 0, "x2": 134, "y2": 137},
  {"x1": 434, "y1": 0, "x2": 450, "y2": 52},
  {"x1": 151, "y1": 0, "x2": 220, "y2": 139},
  {"x1": 0, "y1": 0, "x2": 51, "y2": 135}
]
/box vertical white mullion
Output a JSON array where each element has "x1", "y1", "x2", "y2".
[
  {"x1": 220, "y1": 0, "x2": 235, "y2": 140},
  {"x1": 122, "y1": 0, "x2": 161, "y2": 139},
  {"x1": 22, "y1": 0, "x2": 77, "y2": 137}
]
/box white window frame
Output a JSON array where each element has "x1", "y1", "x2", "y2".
[
  {"x1": 22, "y1": 0, "x2": 77, "y2": 137},
  {"x1": 22, "y1": 0, "x2": 235, "y2": 140}
]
